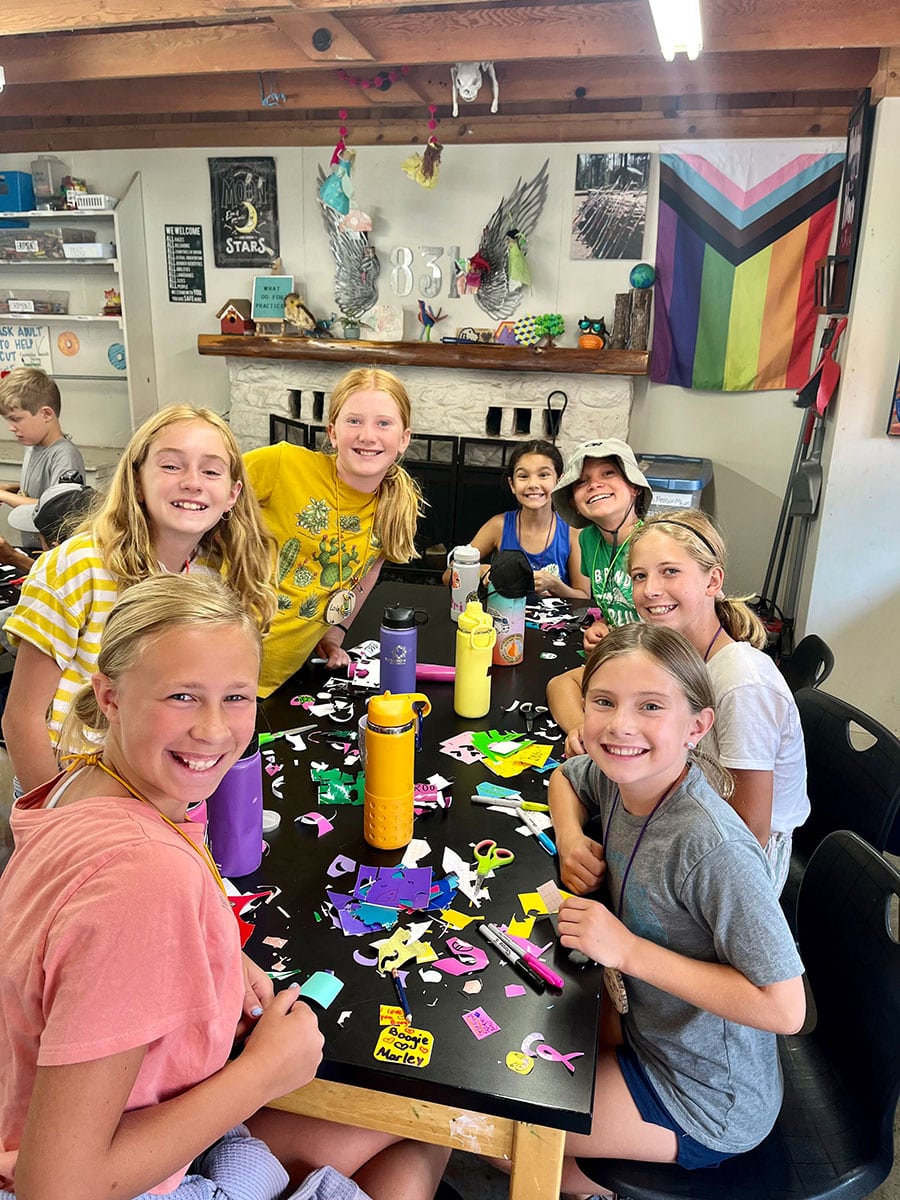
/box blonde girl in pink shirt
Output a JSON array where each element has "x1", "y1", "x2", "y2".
[{"x1": 0, "y1": 575, "x2": 447, "y2": 1200}]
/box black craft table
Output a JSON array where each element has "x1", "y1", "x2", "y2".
[{"x1": 240, "y1": 582, "x2": 600, "y2": 1199}]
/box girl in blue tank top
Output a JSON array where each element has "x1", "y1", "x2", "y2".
[{"x1": 443, "y1": 440, "x2": 590, "y2": 600}]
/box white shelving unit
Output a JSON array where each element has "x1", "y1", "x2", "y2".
[{"x1": 0, "y1": 172, "x2": 157, "y2": 448}]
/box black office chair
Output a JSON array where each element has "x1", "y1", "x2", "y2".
[
  {"x1": 780, "y1": 688, "x2": 900, "y2": 927},
  {"x1": 779, "y1": 634, "x2": 835, "y2": 694},
  {"x1": 578, "y1": 830, "x2": 900, "y2": 1200}
]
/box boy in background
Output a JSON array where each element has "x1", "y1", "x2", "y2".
[{"x1": 0, "y1": 368, "x2": 86, "y2": 551}]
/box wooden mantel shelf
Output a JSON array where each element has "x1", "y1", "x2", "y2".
[{"x1": 197, "y1": 334, "x2": 650, "y2": 376}]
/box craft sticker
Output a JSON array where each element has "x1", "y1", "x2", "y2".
[
  {"x1": 505, "y1": 1050, "x2": 535, "y2": 1075},
  {"x1": 374, "y1": 1023, "x2": 433, "y2": 1068},
  {"x1": 461, "y1": 1006, "x2": 500, "y2": 1040}
]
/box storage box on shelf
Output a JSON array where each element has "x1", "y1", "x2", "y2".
[
  {"x1": 72, "y1": 193, "x2": 118, "y2": 211},
  {"x1": 0, "y1": 227, "x2": 95, "y2": 261},
  {"x1": 63, "y1": 243, "x2": 116, "y2": 260},
  {"x1": 0, "y1": 289, "x2": 69, "y2": 316}
]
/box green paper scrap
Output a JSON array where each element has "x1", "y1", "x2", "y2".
[
  {"x1": 470, "y1": 730, "x2": 533, "y2": 758},
  {"x1": 299, "y1": 970, "x2": 345, "y2": 1009},
  {"x1": 313, "y1": 766, "x2": 364, "y2": 806}
]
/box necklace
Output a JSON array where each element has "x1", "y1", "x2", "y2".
[
  {"x1": 324, "y1": 467, "x2": 376, "y2": 626},
  {"x1": 590, "y1": 524, "x2": 638, "y2": 622},
  {"x1": 702, "y1": 621, "x2": 725, "y2": 662},
  {"x1": 63, "y1": 752, "x2": 227, "y2": 897},
  {"x1": 600, "y1": 766, "x2": 688, "y2": 1013},
  {"x1": 516, "y1": 509, "x2": 555, "y2": 563}
]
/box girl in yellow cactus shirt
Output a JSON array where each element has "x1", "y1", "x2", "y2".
[{"x1": 245, "y1": 368, "x2": 424, "y2": 697}]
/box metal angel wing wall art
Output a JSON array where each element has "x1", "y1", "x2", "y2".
[
  {"x1": 474, "y1": 159, "x2": 550, "y2": 321},
  {"x1": 317, "y1": 165, "x2": 381, "y2": 320}
]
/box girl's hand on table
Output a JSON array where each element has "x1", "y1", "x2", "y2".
[
  {"x1": 557, "y1": 830, "x2": 605, "y2": 895},
  {"x1": 564, "y1": 724, "x2": 586, "y2": 758},
  {"x1": 558, "y1": 896, "x2": 632, "y2": 970},
  {"x1": 243, "y1": 983, "x2": 324, "y2": 1100},
  {"x1": 315, "y1": 632, "x2": 350, "y2": 670},
  {"x1": 583, "y1": 618, "x2": 610, "y2": 653}
]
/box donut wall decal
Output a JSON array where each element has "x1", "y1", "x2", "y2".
[{"x1": 57, "y1": 331, "x2": 80, "y2": 357}]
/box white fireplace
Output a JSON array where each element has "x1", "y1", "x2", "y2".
[{"x1": 225, "y1": 358, "x2": 634, "y2": 459}]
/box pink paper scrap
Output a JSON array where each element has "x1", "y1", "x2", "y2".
[{"x1": 462, "y1": 1006, "x2": 500, "y2": 1040}]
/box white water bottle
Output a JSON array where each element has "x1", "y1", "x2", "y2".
[{"x1": 448, "y1": 544, "x2": 481, "y2": 622}]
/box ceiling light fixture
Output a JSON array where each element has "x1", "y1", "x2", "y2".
[{"x1": 648, "y1": 0, "x2": 703, "y2": 61}]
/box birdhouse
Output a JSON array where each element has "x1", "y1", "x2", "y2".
[{"x1": 216, "y1": 298, "x2": 255, "y2": 335}]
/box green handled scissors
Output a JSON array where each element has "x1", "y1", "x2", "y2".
[{"x1": 473, "y1": 838, "x2": 515, "y2": 897}]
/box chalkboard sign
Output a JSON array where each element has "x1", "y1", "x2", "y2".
[
  {"x1": 165, "y1": 224, "x2": 206, "y2": 303},
  {"x1": 209, "y1": 156, "x2": 280, "y2": 269},
  {"x1": 252, "y1": 274, "x2": 294, "y2": 322}
]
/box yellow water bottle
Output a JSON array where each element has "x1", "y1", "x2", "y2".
[
  {"x1": 453, "y1": 600, "x2": 496, "y2": 719},
  {"x1": 363, "y1": 692, "x2": 432, "y2": 850}
]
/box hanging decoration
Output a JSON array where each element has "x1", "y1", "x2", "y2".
[
  {"x1": 337, "y1": 66, "x2": 411, "y2": 91},
  {"x1": 401, "y1": 106, "x2": 443, "y2": 190},
  {"x1": 317, "y1": 112, "x2": 380, "y2": 322},
  {"x1": 506, "y1": 227, "x2": 531, "y2": 291},
  {"x1": 318, "y1": 110, "x2": 355, "y2": 217},
  {"x1": 258, "y1": 73, "x2": 286, "y2": 108}
]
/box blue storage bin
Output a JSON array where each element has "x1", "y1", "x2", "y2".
[
  {"x1": 0, "y1": 172, "x2": 35, "y2": 213},
  {"x1": 636, "y1": 453, "x2": 713, "y2": 513}
]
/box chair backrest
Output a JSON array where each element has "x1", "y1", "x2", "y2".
[
  {"x1": 780, "y1": 633, "x2": 835, "y2": 694},
  {"x1": 796, "y1": 831, "x2": 900, "y2": 1141},
  {"x1": 794, "y1": 687, "x2": 900, "y2": 858}
]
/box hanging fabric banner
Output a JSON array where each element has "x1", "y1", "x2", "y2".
[{"x1": 651, "y1": 141, "x2": 844, "y2": 392}]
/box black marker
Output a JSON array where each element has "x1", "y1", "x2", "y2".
[{"x1": 477, "y1": 924, "x2": 544, "y2": 993}]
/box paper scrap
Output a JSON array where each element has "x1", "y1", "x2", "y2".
[
  {"x1": 461, "y1": 1006, "x2": 500, "y2": 1040},
  {"x1": 299, "y1": 971, "x2": 344, "y2": 1010},
  {"x1": 297, "y1": 811, "x2": 335, "y2": 837},
  {"x1": 505, "y1": 984, "x2": 527, "y2": 998}
]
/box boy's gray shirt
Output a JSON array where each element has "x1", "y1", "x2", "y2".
[
  {"x1": 19, "y1": 437, "x2": 86, "y2": 548},
  {"x1": 560, "y1": 756, "x2": 804, "y2": 1153}
]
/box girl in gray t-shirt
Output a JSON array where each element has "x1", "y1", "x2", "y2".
[{"x1": 549, "y1": 624, "x2": 805, "y2": 1194}]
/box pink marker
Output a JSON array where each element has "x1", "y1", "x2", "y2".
[{"x1": 348, "y1": 662, "x2": 454, "y2": 682}]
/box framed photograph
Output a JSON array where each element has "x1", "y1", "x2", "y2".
[
  {"x1": 208, "y1": 156, "x2": 279, "y2": 269},
  {"x1": 828, "y1": 89, "x2": 874, "y2": 312},
  {"x1": 251, "y1": 274, "x2": 294, "y2": 322},
  {"x1": 887, "y1": 358, "x2": 900, "y2": 438}
]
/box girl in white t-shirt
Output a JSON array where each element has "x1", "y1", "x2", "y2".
[{"x1": 626, "y1": 510, "x2": 809, "y2": 892}]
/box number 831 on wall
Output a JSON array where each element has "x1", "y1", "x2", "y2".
[{"x1": 390, "y1": 246, "x2": 462, "y2": 299}]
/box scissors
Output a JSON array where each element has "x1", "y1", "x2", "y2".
[
  {"x1": 519, "y1": 701, "x2": 549, "y2": 734},
  {"x1": 473, "y1": 839, "x2": 515, "y2": 897}
]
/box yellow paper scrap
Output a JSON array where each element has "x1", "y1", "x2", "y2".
[
  {"x1": 379, "y1": 1004, "x2": 410, "y2": 1026},
  {"x1": 506, "y1": 915, "x2": 535, "y2": 939},
  {"x1": 374, "y1": 1023, "x2": 434, "y2": 1068},
  {"x1": 440, "y1": 908, "x2": 483, "y2": 930}
]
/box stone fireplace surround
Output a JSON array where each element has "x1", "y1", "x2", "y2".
[{"x1": 226, "y1": 358, "x2": 634, "y2": 461}]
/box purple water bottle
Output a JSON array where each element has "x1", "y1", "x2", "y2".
[
  {"x1": 380, "y1": 604, "x2": 429, "y2": 695},
  {"x1": 206, "y1": 734, "x2": 263, "y2": 877}
]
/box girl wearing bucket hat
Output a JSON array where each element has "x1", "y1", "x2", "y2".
[{"x1": 551, "y1": 438, "x2": 652, "y2": 650}]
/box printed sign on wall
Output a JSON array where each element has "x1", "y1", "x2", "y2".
[
  {"x1": 165, "y1": 224, "x2": 206, "y2": 302},
  {"x1": 208, "y1": 156, "x2": 280, "y2": 268},
  {"x1": 0, "y1": 322, "x2": 52, "y2": 372}
]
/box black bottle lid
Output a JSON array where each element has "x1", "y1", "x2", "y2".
[{"x1": 382, "y1": 604, "x2": 429, "y2": 630}]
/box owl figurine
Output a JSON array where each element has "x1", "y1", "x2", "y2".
[{"x1": 283, "y1": 293, "x2": 318, "y2": 336}]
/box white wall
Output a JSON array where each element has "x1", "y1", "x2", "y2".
[
  {"x1": 802, "y1": 99, "x2": 900, "y2": 734},
  {"x1": 2, "y1": 135, "x2": 894, "y2": 730}
]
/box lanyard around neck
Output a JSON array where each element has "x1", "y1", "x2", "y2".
[
  {"x1": 602, "y1": 767, "x2": 687, "y2": 920},
  {"x1": 63, "y1": 752, "x2": 227, "y2": 897}
]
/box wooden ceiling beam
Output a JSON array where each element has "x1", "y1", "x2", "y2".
[
  {"x1": 272, "y1": 11, "x2": 375, "y2": 60},
  {"x1": 0, "y1": 50, "x2": 874, "y2": 119},
  {"x1": 0, "y1": 1, "x2": 894, "y2": 87},
  {"x1": 0, "y1": 106, "x2": 852, "y2": 155}
]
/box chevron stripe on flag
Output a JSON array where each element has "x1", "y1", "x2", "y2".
[{"x1": 651, "y1": 141, "x2": 845, "y2": 392}]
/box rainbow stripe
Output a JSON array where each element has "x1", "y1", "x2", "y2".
[{"x1": 651, "y1": 144, "x2": 844, "y2": 391}]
